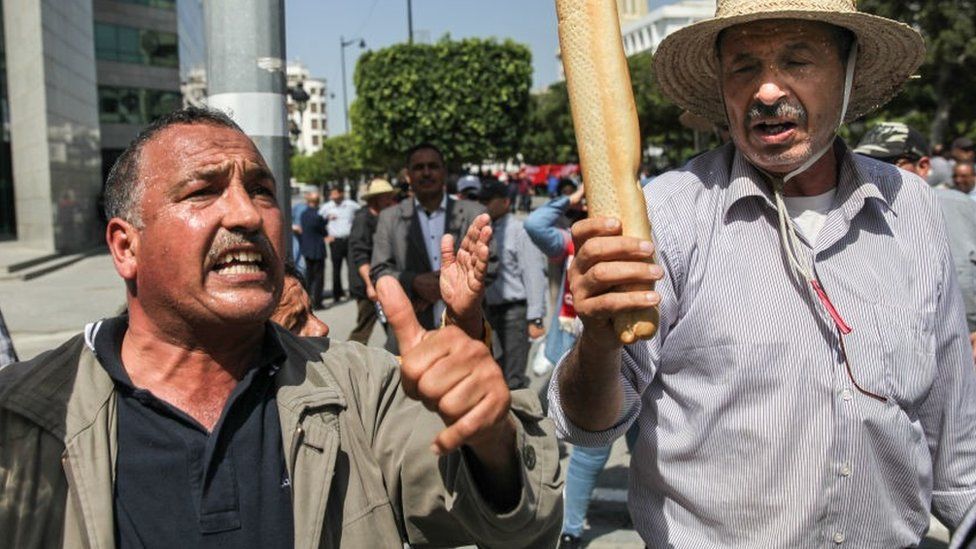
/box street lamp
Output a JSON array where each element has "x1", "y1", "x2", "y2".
[
  {"x1": 340, "y1": 36, "x2": 366, "y2": 134},
  {"x1": 287, "y1": 81, "x2": 311, "y2": 152},
  {"x1": 407, "y1": 0, "x2": 414, "y2": 44}
]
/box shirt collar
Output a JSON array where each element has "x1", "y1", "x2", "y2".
[
  {"x1": 722, "y1": 138, "x2": 893, "y2": 221},
  {"x1": 90, "y1": 315, "x2": 288, "y2": 390},
  {"x1": 414, "y1": 194, "x2": 448, "y2": 216}
]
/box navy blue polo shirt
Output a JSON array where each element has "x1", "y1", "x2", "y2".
[{"x1": 91, "y1": 316, "x2": 294, "y2": 548}]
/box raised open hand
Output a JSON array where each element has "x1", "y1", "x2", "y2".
[{"x1": 439, "y1": 213, "x2": 492, "y2": 325}]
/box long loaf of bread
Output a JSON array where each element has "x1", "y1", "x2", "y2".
[{"x1": 555, "y1": 0, "x2": 658, "y2": 344}]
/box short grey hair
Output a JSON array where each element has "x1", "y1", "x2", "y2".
[{"x1": 103, "y1": 107, "x2": 244, "y2": 227}]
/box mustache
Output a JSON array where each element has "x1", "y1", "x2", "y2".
[
  {"x1": 746, "y1": 100, "x2": 808, "y2": 125},
  {"x1": 206, "y1": 229, "x2": 277, "y2": 268}
]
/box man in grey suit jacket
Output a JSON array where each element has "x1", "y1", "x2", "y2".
[{"x1": 372, "y1": 143, "x2": 494, "y2": 352}]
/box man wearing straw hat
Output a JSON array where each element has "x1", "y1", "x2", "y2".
[
  {"x1": 549, "y1": 1, "x2": 976, "y2": 547},
  {"x1": 347, "y1": 178, "x2": 398, "y2": 344}
]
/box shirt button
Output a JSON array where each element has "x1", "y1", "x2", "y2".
[
  {"x1": 841, "y1": 389, "x2": 853, "y2": 401},
  {"x1": 840, "y1": 463, "x2": 852, "y2": 477},
  {"x1": 522, "y1": 445, "x2": 536, "y2": 470},
  {"x1": 833, "y1": 531, "x2": 845, "y2": 544}
]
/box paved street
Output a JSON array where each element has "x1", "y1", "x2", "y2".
[{"x1": 0, "y1": 245, "x2": 951, "y2": 548}]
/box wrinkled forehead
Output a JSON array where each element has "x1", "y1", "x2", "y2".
[
  {"x1": 718, "y1": 18, "x2": 844, "y2": 59},
  {"x1": 143, "y1": 123, "x2": 269, "y2": 179}
]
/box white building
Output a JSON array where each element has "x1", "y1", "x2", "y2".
[
  {"x1": 617, "y1": 0, "x2": 649, "y2": 26},
  {"x1": 620, "y1": 0, "x2": 715, "y2": 57},
  {"x1": 286, "y1": 62, "x2": 329, "y2": 155}
]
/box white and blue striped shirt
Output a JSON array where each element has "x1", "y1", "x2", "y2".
[{"x1": 550, "y1": 142, "x2": 976, "y2": 548}]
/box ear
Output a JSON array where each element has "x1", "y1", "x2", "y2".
[
  {"x1": 106, "y1": 218, "x2": 140, "y2": 281},
  {"x1": 917, "y1": 156, "x2": 931, "y2": 180}
]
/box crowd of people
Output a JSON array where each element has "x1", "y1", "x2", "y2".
[{"x1": 5, "y1": 0, "x2": 976, "y2": 548}]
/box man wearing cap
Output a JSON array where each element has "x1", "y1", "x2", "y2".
[
  {"x1": 855, "y1": 122, "x2": 976, "y2": 353},
  {"x1": 457, "y1": 174, "x2": 483, "y2": 201},
  {"x1": 347, "y1": 178, "x2": 397, "y2": 344},
  {"x1": 550, "y1": 1, "x2": 976, "y2": 546},
  {"x1": 479, "y1": 179, "x2": 548, "y2": 390}
]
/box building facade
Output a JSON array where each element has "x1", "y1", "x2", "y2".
[
  {"x1": 620, "y1": 0, "x2": 715, "y2": 57},
  {"x1": 286, "y1": 62, "x2": 328, "y2": 155},
  {"x1": 0, "y1": 0, "x2": 203, "y2": 251}
]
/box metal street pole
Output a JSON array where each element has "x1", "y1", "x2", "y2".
[
  {"x1": 205, "y1": 0, "x2": 291, "y2": 251},
  {"x1": 407, "y1": 0, "x2": 414, "y2": 44},
  {"x1": 340, "y1": 35, "x2": 349, "y2": 134},
  {"x1": 340, "y1": 37, "x2": 365, "y2": 135}
]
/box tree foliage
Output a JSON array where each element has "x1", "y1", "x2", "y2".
[
  {"x1": 351, "y1": 37, "x2": 532, "y2": 170},
  {"x1": 290, "y1": 133, "x2": 364, "y2": 186},
  {"x1": 857, "y1": 0, "x2": 976, "y2": 145},
  {"x1": 521, "y1": 50, "x2": 700, "y2": 169},
  {"x1": 520, "y1": 81, "x2": 578, "y2": 165}
]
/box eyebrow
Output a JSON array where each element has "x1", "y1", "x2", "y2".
[
  {"x1": 726, "y1": 41, "x2": 819, "y2": 65},
  {"x1": 171, "y1": 161, "x2": 275, "y2": 195}
]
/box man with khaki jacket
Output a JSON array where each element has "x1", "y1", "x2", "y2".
[{"x1": 0, "y1": 107, "x2": 562, "y2": 548}]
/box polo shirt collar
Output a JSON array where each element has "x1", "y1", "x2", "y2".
[{"x1": 89, "y1": 316, "x2": 287, "y2": 390}]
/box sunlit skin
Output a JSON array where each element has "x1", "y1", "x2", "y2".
[
  {"x1": 105, "y1": 123, "x2": 285, "y2": 430},
  {"x1": 719, "y1": 20, "x2": 847, "y2": 195},
  {"x1": 271, "y1": 274, "x2": 330, "y2": 337}
]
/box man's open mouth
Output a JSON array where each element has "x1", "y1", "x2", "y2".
[
  {"x1": 213, "y1": 249, "x2": 266, "y2": 275},
  {"x1": 754, "y1": 121, "x2": 798, "y2": 136}
]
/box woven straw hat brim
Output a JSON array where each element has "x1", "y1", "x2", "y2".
[{"x1": 653, "y1": 11, "x2": 925, "y2": 125}]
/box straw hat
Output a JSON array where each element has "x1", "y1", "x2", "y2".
[
  {"x1": 361, "y1": 178, "x2": 396, "y2": 199},
  {"x1": 653, "y1": 0, "x2": 925, "y2": 125}
]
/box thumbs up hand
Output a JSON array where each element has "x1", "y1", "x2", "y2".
[{"x1": 376, "y1": 276, "x2": 515, "y2": 458}]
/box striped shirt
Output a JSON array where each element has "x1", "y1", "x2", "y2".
[{"x1": 549, "y1": 141, "x2": 976, "y2": 548}]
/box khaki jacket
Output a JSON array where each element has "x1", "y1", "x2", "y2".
[{"x1": 0, "y1": 326, "x2": 563, "y2": 548}]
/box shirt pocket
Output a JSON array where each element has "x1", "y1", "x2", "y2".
[{"x1": 873, "y1": 302, "x2": 937, "y2": 410}]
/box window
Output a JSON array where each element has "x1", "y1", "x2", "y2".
[
  {"x1": 94, "y1": 23, "x2": 178, "y2": 68},
  {"x1": 311, "y1": 119, "x2": 318, "y2": 130},
  {"x1": 309, "y1": 102, "x2": 317, "y2": 113},
  {"x1": 99, "y1": 86, "x2": 182, "y2": 125},
  {"x1": 114, "y1": 0, "x2": 176, "y2": 10},
  {"x1": 311, "y1": 136, "x2": 320, "y2": 146}
]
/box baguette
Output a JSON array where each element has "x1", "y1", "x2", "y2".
[{"x1": 555, "y1": 0, "x2": 658, "y2": 343}]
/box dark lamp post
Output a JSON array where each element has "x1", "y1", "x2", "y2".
[{"x1": 340, "y1": 36, "x2": 366, "y2": 134}]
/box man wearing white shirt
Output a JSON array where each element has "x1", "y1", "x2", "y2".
[
  {"x1": 371, "y1": 143, "x2": 494, "y2": 353},
  {"x1": 319, "y1": 186, "x2": 360, "y2": 303}
]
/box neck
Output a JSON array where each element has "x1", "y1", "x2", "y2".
[
  {"x1": 767, "y1": 143, "x2": 841, "y2": 197},
  {"x1": 120, "y1": 303, "x2": 266, "y2": 430},
  {"x1": 417, "y1": 190, "x2": 444, "y2": 212}
]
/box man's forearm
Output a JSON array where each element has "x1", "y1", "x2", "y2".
[
  {"x1": 464, "y1": 416, "x2": 520, "y2": 512},
  {"x1": 558, "y1": 329, "x2": 624, "y2": 432},
  {"x1": 357, "y1": 263, "x2": 372, "y2": 286}
]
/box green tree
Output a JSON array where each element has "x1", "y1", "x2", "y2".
[
  {"x1": 351, "y1": 37, "x2": 532, "y2": 170},
  {"x1": 520, "y1": 50, "x2": 699, "y2": 169},
  {"x1": 858, "y1": 0, "x2": 976, "y2": 145},
  {"x1": 290, "y1": 134, "x2": 364, "y2": 186},
  {"x1": 520, "y1": 82, "x2": 578, "y2": 165}
]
